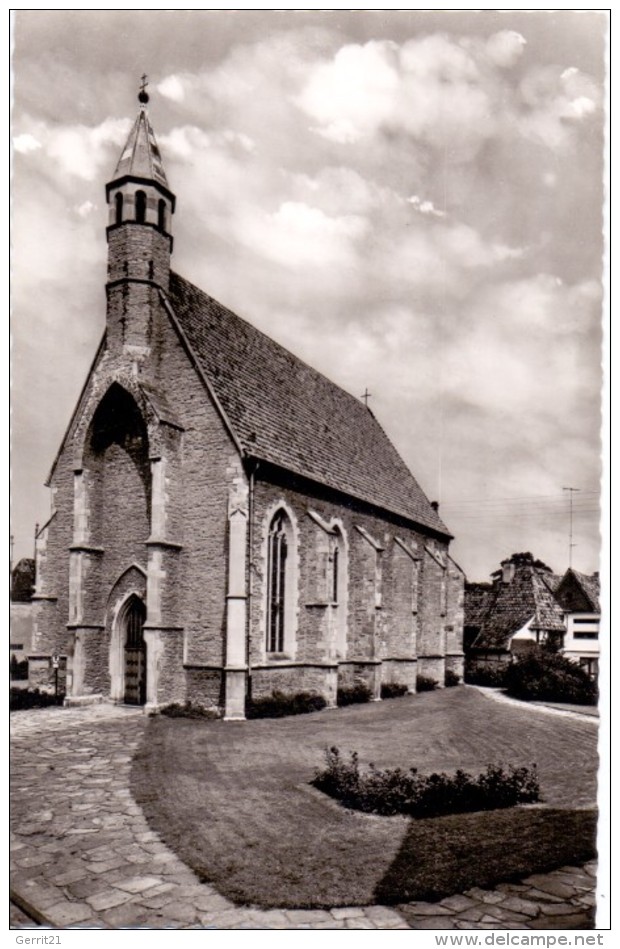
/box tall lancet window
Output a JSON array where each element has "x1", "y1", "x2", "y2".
[
  {"x1": 135, "y1": 190, "x2": 147, "y2": 224},
  {"x1": 332, "y1": 545, "x2": 339, "y2": 603},
  {"x1": 115, "y1": 192, "x2": 124, "y2": 225},
  {"x1": 331, "y1": 526, "x2": 348, "y2": 657},
  {"x1": 267, "y1": 510, "x2": 289, "y2": 653},
  {"x1": 157, "y1": 198, "x2": 166, "y2": 232}
]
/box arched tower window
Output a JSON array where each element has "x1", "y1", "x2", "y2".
[
  {"x1": 115, "y1": 192, "x2": 124, "y2": 225},
  {"x1": 157, "y1": 198, "x2": 166, "y2": 232},
  {"x1": 135, "y1": 190, "x2": 147, "y2": 224}
]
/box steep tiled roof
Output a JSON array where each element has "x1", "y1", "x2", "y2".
[
  {"x1": 541, "y1": 573, "x2": 562, "y2": 593},
  {"x1": 466, "y1": 564, "x2": 565, "y2": 651},
  {"x1": 167, "y1": 272, "x2": 449, "y2": 536},
  {"x1": 464, "y1": 582, "x2": 492, "y2": 627},
  {"x1": 554, "y1": 569, "x2": 600, "y2": 613},
  {"x1": 574, "y1": 571, "x2": 600, "y2": 612}
]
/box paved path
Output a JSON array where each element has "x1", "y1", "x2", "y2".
[
  {"x1": 10, "y1": 705, "x2": 597, "y2": 930},
  {"x1": 472, "y1": 686, "x2": 600, "y2": 724}
]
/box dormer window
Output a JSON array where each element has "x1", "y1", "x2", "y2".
[{"x1": 135, "y1": 190, "x2": 147, "y2": 224}]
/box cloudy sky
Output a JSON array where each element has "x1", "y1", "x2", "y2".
[{"x1": 11, "y1": 10, "x2": 607, "y2": 580}]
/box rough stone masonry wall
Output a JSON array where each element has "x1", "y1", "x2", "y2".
[
  {"x1": 32, "y1": 409, "x2": 89, "y2": 672},
  {"x1": 150, "y1": 303, "x2": 243, "y2": 683},
  {"x1": 248, "y1": 476, "x2": 452, "y2": 701},
  {"x1": 32, "y1": 272, "x2": 242, "y2": 706},
  {"x1": 445, "y1": 559, "x2": 465, "y2": 680}
]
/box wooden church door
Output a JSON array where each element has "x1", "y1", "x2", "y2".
[{"x1": 124, "y1": 597, "x2": 147, "y2": 705}]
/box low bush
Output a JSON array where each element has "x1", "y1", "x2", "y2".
[
  {"x1": 504, "y1": 650, "x2": 598, "y2": 705},
  {"x1": 444, "y1": 670, "x2": 461, "y2": 688},
  {"x1": 465, "y1": 665, "x2": 507, "y2": 688},
  {"x1": 10, "y1": 688, "x2": 65, "y2": 711},
  {"x1": 247, "y1": 690, "x2": 327, "y2": 719},
  {"x1": 416, "y1": 675, "x2": 438, "y2": 692},
  {"x1": 380, "y1": 682, "x2": 409, "y2": 700},
  {"x1": 337, "y1": 683, "x2": 373, "y2": 706},
  {"x1": 10, "y1": 657, "x2": 29, "y2": 681},
  {"x1": 313, "y1": 746, "x2": 540, "y2": 819},
  {"x1": 159, "y1": 701, "x2": 220, "y2": 720}
]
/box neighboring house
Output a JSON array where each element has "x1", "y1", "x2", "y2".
[
  {"x1": 10, "y1": 558, "x2": 35, "y2": 675},
  {"x1": 464, "y1": 552, "x2": 565, "y2": 675},
  {"x1": 30, "y1": 90, "x2": 464, "y2": 718},
  {"x1": 554, "y1": 569, "x2": 601, "y2": 679}
]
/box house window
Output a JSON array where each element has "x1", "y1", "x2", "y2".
[
  {"x1": 135, "y1": 190, "x2": 147, "y2": 224},
  {"x1": 574, "y1": 632, "x2": 598, "y2": 640},
  {"x1": 115, "y1": 192, "x2": 124, "y2": 224},
  {"x1": 267, "y1": 510, "x2": 289, "y2": 653},
  {"x1": 579, "y1": 657, "x2": 599, "y2": 679}
]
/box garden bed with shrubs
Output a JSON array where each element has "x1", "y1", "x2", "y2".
[
  {"x1": 336, "y1": 683, "x2": 372, "y2": 706},
  {"x1": 504, "y1": 650, "x2": 598, "y2": 705},
  {"x1": 313, "y1": 746, "x2": 540, "y2": 818},
  {"x1": 380, "y1": 682, "x2": 409, "y2": 699},
  {"x1": 247, "y1": 690, "x2": 327, "y2": 719},
  {"x1": 159, "y1": 701, "x2": 220, "y2": 720},
  {"x1": 10, "y1": 688, "x2": 65, "y2": 711}
]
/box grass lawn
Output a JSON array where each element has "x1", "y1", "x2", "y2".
[{"x1": 131, "y1": 686, "x2": 598, "y2": 909}]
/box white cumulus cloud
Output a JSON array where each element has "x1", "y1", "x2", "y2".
[
  {"x1": 13, "y1": 133, "x2": 42, "y2": 154},
  {"x1": 486, "y1": 30, "x2": 527, "y2": 68},
  {"x1": 157, "y1": 74, "x2": 186, "y2": 103}
]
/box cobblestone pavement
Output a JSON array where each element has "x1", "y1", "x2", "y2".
[{"x1": 10, "y1": 705, "x2": 597, "y2": 930}]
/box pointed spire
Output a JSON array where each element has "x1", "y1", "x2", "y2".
[{"x1": 113, "y1": 79, "x2": 169, "y2": 189}]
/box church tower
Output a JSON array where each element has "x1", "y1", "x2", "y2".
[{"x1": 105, "y1": 81, "x2": 175, "y2": 356}]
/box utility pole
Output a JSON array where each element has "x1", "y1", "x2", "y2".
[{"x1": 563, "y1": 487, "x2": 580, "y2": 568}]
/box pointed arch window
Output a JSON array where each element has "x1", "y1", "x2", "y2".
[
  {"x1": 331, "y1": 526, "x2": 348, "y2": 658},
  {"x1": 135, "y1": 190, "x2": 147, "y2": 224},
  {"x1": 332, "y1": 545, "x2": 339, "y2": 604},
  {"x1": 267, "y1": 511, "x2": 288, "y2": 653},
  {"x1": 115, "y1": 192, "x2": 124, "y2": 225}
]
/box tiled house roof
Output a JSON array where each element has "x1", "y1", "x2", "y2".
[
  {"x1": 465, "y1": 556, "x2": 566, "y2": 652},
  {"x1": 554, "y1": 569, "x2": 600, "y2": 613},
  {"x1": 464, "y1": 582, "x2": 493, "y2": 627},
  {"x1": 167, "y1": 272, "x2": 450, "y2": 537},
  {"x1": 575, "y1": 571, "x2": 600, "y2": 611}
]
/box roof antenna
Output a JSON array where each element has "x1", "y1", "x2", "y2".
[
  {"x1": 138, "y1": 74, "x2": 149, "y2": 105},
  {"x1": 563, "y1": 486, "x2": 580, "y2": 568}
]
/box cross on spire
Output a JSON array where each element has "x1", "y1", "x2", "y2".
[
  {"x1": 138, "y1": 74, "x2": 150, "y2": 105},
  {"x1": 360, "y1": 388, "x2": 372, "y2": 408}
]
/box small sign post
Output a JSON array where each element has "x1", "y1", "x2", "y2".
[{"x1": 51, "y1": 654, "x2": 60, "y2": 697}]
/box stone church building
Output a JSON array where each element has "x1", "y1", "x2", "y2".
[{"x1": 31, "y1": 92, "x2": 464, "y2": 719}]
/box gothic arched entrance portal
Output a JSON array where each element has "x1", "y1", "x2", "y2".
[{"x1": 123, "y1": 596, "x2": 147, "y2": 705}]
